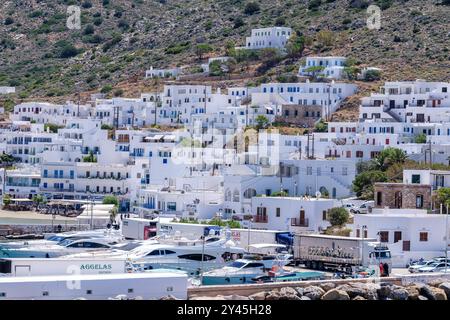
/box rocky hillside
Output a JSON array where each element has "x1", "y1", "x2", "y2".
[{"x1": 0, "y1": 0, "x2": 449, "y2": 106}]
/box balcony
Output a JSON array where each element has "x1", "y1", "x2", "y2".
[
  {"x1": 291, "y1": 217, "x2": 309, "y2": 227},
  {"x1": 253, "y1": 215, "x2": 268, "y2": 223}
]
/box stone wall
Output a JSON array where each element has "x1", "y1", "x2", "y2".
[
  {"x1": 0, "y1": 224, "x2": 90, "y2": 236},
  {"x1": 374, "y1": 183, "x2": 431, "y2": 209},
  {"x1": 275, "y1": 105, "x2": 322, "y2": 127}
]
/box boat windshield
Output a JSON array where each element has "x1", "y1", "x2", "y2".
[
  {"x1": 58, "y1": 238, "x2": 76, "y2": 247},
  {"x1": 229, "y1": 261, "x2": 247, "y2": 268},
  {"x1": 47, "y1": 236, "x2": 66, "y2": 242}
]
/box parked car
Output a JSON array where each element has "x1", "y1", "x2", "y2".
[
  {"x1": 408, "y1": 260, "x2": 435, "y2": 273},
  {"x1": 417, "y1": 262, "x2": 450, "y2": 273},
  {"x1": 353, "y1": 201, "x2": 374, "y2": 214},
  {"x1": 342, "y1": 203, "x2": 356, "y2": 213}
]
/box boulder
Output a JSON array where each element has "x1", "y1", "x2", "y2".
[
  {"x1": 438, "y1": 282, "x2": 450, "y2": 299},
  {"x1": 337, "y1": 284, "x2": 366, "y2": 299},
  {"x1": 319, "y1": 282, "x2": 336, "y2": 292},
  {"x1": 321, "y1": 289, "x2": 350, "y2": 301},
  {"x1": 224, "y1": 295, "x2": 250, "y2": 300},
  {"x1": 300, "y1": 296, "x2": 311, "y2": 300},
  {"x1": 279, "y1": 287, "x2": 301, "y2": 300},
  {"x1": 159, "y1": 294, "x2": 179, "y2": 300},
  {"x1": 249, "y1": 291, "x2": 268, "y2": 301},
  {"x1": 420, "y1": 285, "x2": 447, "y2": 300},
  {"x1": 390, "y1": 288, "x2": 409, "y2": 300},
  {"x1": 303, "y1": 286, "x2": 325, "y2": 300},
  {"x1": 265, "y1": 291, "x2": 282, "y2": 300},
  {"x1": 352, "y1": 296, "x2": 366, "y2": 300},
  {"x1": 280, "y1": 287, "x2": 299, "y2": 297},
  {"x1": 190, "y1": 296, "x2": 226, "y2": 300},
  {"x1": 404, "y1": 286, "x2": 420, "y2": 300},
  {"x1": 417, "y1": 295, "x2": 428, "y2": 301},
  {"x1": 294, "y1": 287, "x2": 304, "y2": 296},
  {"x1": 427, "y1": 279, "x2": 445, "y2": 288},
  {"x1": 377, "y1": 284, "x2": 393, "y2": 300}
]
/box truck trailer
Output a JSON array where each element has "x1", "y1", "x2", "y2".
[
  {"x1": 0, "y1": 258, "x2": 129, "y2": 277},
  {"x1": 293, "y1": 234, "x2": 392, "y2": 274}
]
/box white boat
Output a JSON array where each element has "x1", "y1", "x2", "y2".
[
  {"x1": 200, "y1": 258, "x2": 276, "y2": 285},
  {"x1": 0, "y1": 272, "x2": 187, "y2": 300},
  {"x1": 63, "y1": 237, "x2": 245, "y2": 276},
  {"x1": 0, "y1": 236, "x2": 122, "y2": 258},
  {"x1": 201, "y1": 244, "x2": 293, "y2": 285},
  {"x1": 0, "y1": 229, "x2": 123, "y2": 250}
]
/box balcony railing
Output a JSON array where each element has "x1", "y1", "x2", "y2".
[
  {"x1": 253, "y1": 215, "x2": 268, "y2": 223},
  {"x1": 291, "y1": 217, "x2": 309, "y2": 227}
]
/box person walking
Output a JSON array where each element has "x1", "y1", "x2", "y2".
[
  {"x1": 379, "y1": 262, "x2": 384, "y2": 277},
  {"x1": 383, "y1": 262, "x2": 390, "y2": 277}
]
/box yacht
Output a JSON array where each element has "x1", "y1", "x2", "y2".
[
  {"x1": 63, "y1": 237, "x2": 245, "y2": 276},
  {"x1": 0, "y1": 229, "x2": 123, "y2": 251},
  {"x1": 0, "y1": 236, "x2": 122, "y2": 258},
  {"x1": 201, "y1": 250, "x2": 293, "y2": 285}
]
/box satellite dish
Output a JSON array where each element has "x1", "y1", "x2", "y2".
[{"x1": 315, "y1": 191, "x2": 322, "y2": 198}]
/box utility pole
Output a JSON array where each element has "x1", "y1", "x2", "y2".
[
  {"x1": 429, "y1": 140, "x2": 432, "y2": 168},
  {"x1": 312, "y1": 133, "x2": 315, "y2": 159}
]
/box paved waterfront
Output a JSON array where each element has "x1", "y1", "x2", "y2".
[{"x1": 0, "y1": 210, "x2": 77, "y2": 225}]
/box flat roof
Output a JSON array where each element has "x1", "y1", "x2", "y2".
[
  {"x1": 294, "y1": 234, "x2": 377, "y2": 241},
  {"x1": 0, "y1": 272, "x2": 187, "y2": 283}
]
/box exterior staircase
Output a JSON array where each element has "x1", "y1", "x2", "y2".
[{"x1": 383, "y1": 106, "x2": 403, "y2": 122}]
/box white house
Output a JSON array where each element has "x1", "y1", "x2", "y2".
[
  {"x1": 250, "y1": 196, "x2": 338, "y2": 233},
  {"x1": 145, "y1": 66, "x2": 181, "y2": 79},
  {"x1": 238, "y1": 27, "x2": 292, "y2": 51},
  {"x1": 299, "y1": 56, "x2": 347, "y2": 79},
  {"x1": 351, "y1": 208, "x2": 450, "y2": 267}
]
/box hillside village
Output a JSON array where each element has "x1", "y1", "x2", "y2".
[{"x1": 0, "y1": 18, "x2": 449, "y2": 270}]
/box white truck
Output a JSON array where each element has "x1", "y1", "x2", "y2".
[
  {"x1": 293, "y1": 234, "x2": 392, "y2": 274},
  {"x1": 0, "y1": 272, "x2": 187, "y2": 300},
  {"x1": 229, "y1": 229, "x2": 290, "y2": 249},
  {"x1": 121, "y1": 218, "x2": 158, "y2": 240},
  {"x1": 157, "y1": 221, "x2": 221, "y2": 239},
  {"x1": 0, "y1": 258, "x2": 129, "y2": 277}
]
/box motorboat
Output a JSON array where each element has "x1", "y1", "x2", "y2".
[
  {"x1": 201, "y1": 253, "x2": 292, "y2": 286},
  {"x1": 0, "y1": 229, "x2": 123, "y2": 251},
  {"x1": 64, "y1": 236, "x2": 245, "y2": 276},
  {"x1": 0, "y1": 236, "x2": 122, "y2": 258},
  {"x1": 251, "y1": 270, "x2": 326, "y2": 283}
]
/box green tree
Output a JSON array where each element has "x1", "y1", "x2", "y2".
[
  {"x1": 316, "y1": 30, "x2": 334, "y2": 48},
  {"x1": 233, "y1": 17, "x2": 244, "y2": 28},
  {"x1": 82, "y1": 151, "x2": 97, "y2": 163},
  {"x1": 244, "y1": 2, "x2": 260, "y2": 15},
  {"x1": 0, "y1": 153, "x2": 15, "y2": 164},
  {"x1": 286, "y1": 33, "x2": 305, "y2": 59},
  {"x1": 103, "y1": 195, "x2": 119, "y2": 207},
  {"x1": 344, "y1": 66, "x2": 360, "y2": 80},
  {"x1": 415, "y1": 133, "x2": 427, "y2": 144},
  {"x1": 364, "y1": 69, "x2": 381, "y2": 81},
  {"x1": 328, "y1": 207, "x2": 349, "y2": 226},
  {"x1": 437, "y1": 187, "x2": 450, "y2": 207},
  {"x1": 373, "y1": 147, "x2": 407, "y2": 171},
  {"x1": 255, "y1": 115, "x2": 269, "y2": 129},
  {"x1": 32, "y1": 195, "x2": 45, "y2": 209},
  {"x1": 304, "y1": 65, "x2": 325, "y2": 79},
  {"x1": 3, "y1": 194, "x2": 11, "y2": 207},
  {"x1": 314, "y1": 119, "x2": 328, "y2": 132},
  {"x1": 270, "y1": 190, "x2": 289, "y2": 197},
  {"x1": 352, "y1": 170, "x2": 387, "y2": 199},
  {"x1": 195, "y1": 43, "x2": 213, "y2": 60}
]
